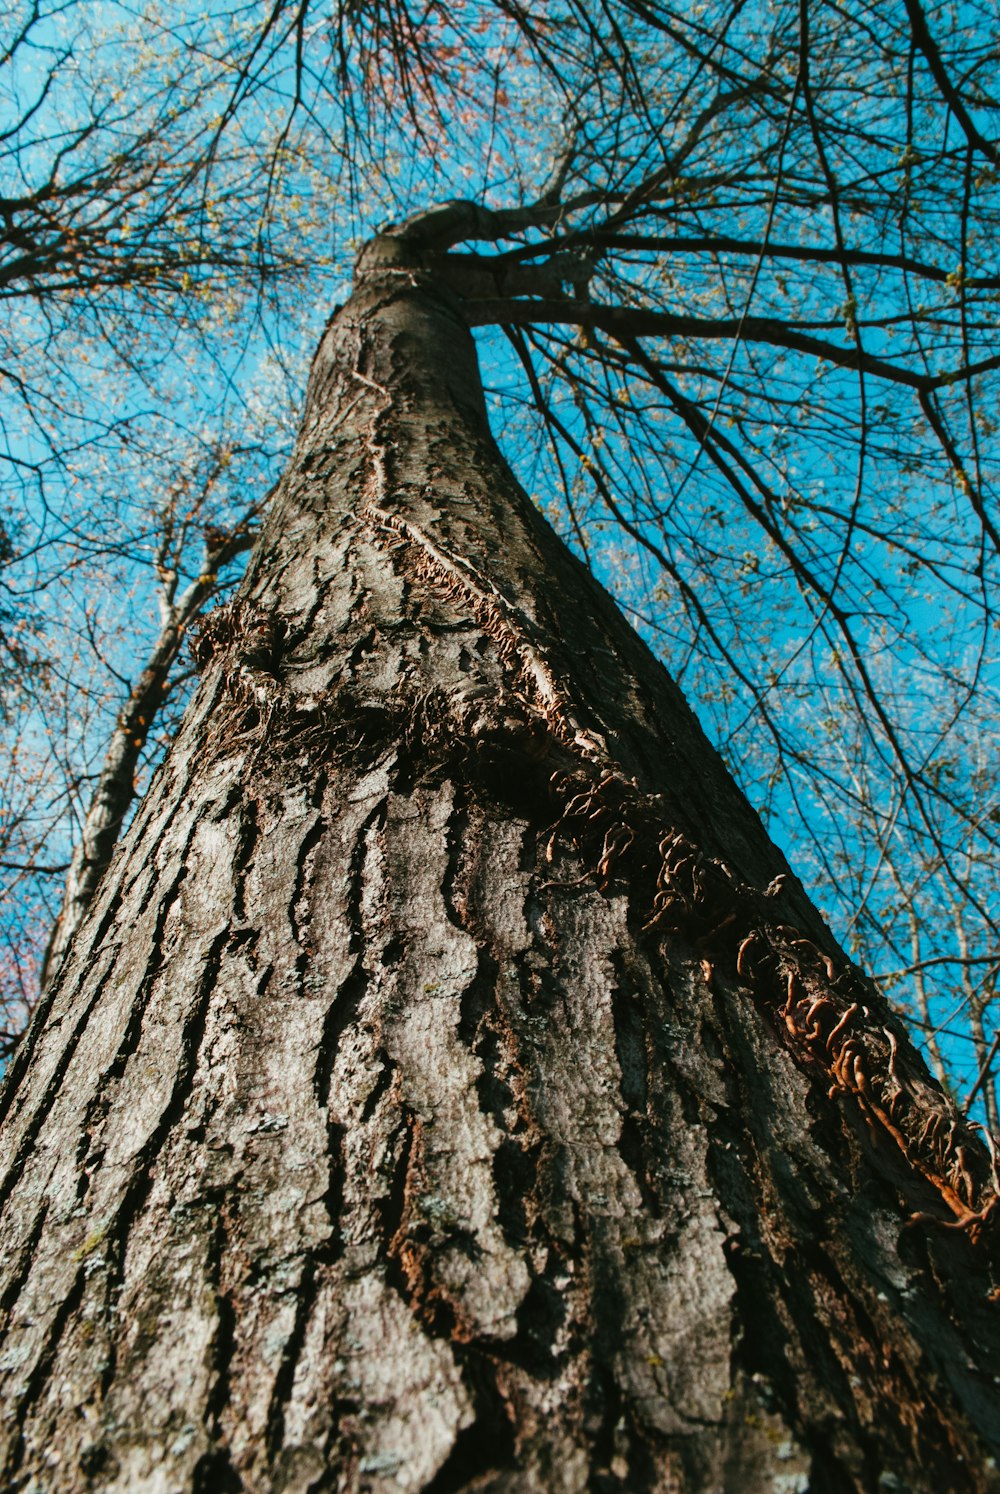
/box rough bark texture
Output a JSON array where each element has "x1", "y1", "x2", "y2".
[{"x1": 2, "y1": 228, "x2": 1000, "y2": 1493}]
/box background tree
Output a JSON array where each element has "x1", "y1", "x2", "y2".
[{"x1": 0, "y1": 0, "x2": 336, "y2": 1022}]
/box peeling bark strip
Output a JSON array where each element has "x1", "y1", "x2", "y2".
[
  {"x1": 2, "y1": 221, "x2": 1000, "y2": 1494},
  {"x1": 362, "y1": 502, "x2": 999, "y2": 1244}
]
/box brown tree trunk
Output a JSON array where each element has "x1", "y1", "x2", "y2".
[
  {"x1": 1, "y1": 228, "x2": 999, "y2": 1493},
  {"x1": 41, "y1": 521, "x2": 257, "y2": 991}
]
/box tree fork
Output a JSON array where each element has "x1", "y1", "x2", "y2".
[{"x1": 1, "y1": 223, "x2": 998, "y2": 1493}]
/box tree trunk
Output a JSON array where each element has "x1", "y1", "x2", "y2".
[
  {"x1": 41, "y1": 515, "x2": 257, "y2": 991},
  {"x1": 1, "y1": 228, "x2": 999, "y2": 1494}
]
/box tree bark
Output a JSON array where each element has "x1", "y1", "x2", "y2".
[{"x1": 1, "y1": 226, "x2": 999, "y2": 1493}]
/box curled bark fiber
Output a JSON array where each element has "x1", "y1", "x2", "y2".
[{"x1": 1, "y1": 231, "x2": 999, "y2": 1493}]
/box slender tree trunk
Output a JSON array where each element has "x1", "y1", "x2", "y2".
[
  {"x1": 1, "y1": 228, "x2": 999, "y2": 1493},
  {"x1": 39, "y1": 625, "x2": 182, "y2": 992},
  {"x1": 41, "y1": 525, "x2": 256, "y2": 990}
]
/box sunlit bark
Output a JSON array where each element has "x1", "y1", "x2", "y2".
[{"x1": 1, "y1": 228, "x2": 999, "y2": 1493}]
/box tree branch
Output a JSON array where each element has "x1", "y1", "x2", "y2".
[
  {"x1": 463, "y1": 294, "x2": 1000, "y2": 392},
  {"x1": 902, "y1": 0, "x2": 1000, "y2": 167}
]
